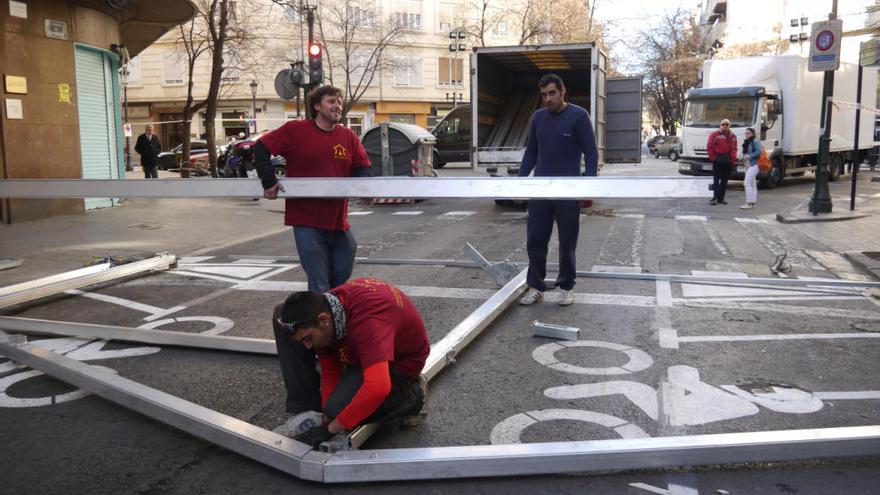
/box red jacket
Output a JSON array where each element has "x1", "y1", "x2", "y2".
[{"x1": 706, "y1": 129, "x2": 738, "y2": 163}]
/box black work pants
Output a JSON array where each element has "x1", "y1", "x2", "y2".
[
  {"x1": 712, "y1": 160, "x2": 731, "y2": 202},
  {"x1": 272, "y1": 309, "x2": 423, "y2": 423},
  {"x1": 143, "y1": 164, "x2": 158, "y2": 179},
  {"x1": 525, "y1": 199, "x2": 580, "y2": 292}
]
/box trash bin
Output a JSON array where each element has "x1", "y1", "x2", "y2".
[{"x1": 361, "y1": 123, "x2": 436, "y2": 177}]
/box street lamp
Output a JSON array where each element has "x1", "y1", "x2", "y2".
[
  {"x1": 249, "y1": 79, "x2": 258, "y2": 136},
  {"x1": 122, "y1": 66, "x2": 132, "y2": 172},
  {"x1": 447, "y1": 30, "x2": 467, "y2": 106}
]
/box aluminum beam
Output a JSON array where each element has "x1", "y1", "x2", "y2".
[
  {"x1": 0, "y1": 177, "x2": 713, "y2": 199},
  {"x1": 0, "y1": 331, "x2": 327, "y2": 481},
  {"x1": 0, "y1": 254, "x2": 177, "y2": 309},
  {"x1": 0, "y1": 317, "x2": 277, "y2": 355},
  {"x1": 322, "y1": 425, "x2": 880, "y2": 482}
]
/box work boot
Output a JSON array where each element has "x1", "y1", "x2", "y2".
[
  {"x1": 519, "y1": 288, "x2": 543, "y2": 305},
  {"x1": 710, "y1": 199, "x2": 717, "y2": 205},
  {"x1": 272, "y1": 410, "x2": 323, "y2": 438},
  {"x1": 558, "y1": 289, "x2": 575, "y2": 306},
  {"x1": 402, "y1": 374, "x2": 429, "y2": 427}
]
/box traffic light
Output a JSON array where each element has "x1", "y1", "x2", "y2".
[{"x1": 308, "y1": 41, "x2": 323, "y2": 86}]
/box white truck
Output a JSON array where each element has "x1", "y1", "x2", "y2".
[
  {"x1": 468, "y1": 43, "x2": 643, "y2": 178},
  {"x1": 678, "y1": 55, "x2": 878, "y2": 188}
]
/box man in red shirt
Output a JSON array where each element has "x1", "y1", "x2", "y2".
[
  {"x1": 271, "y1": 278, "x2": 430, "y2": 448},
  {"x1": 706, "y1": 118, "x2": 738, "y2": 205},
  {"x1": 254, "y1": 85, "x2": 372, "y2": 294}
]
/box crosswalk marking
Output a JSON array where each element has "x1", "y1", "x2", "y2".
[
  {"x1": 675, "y1": 215, "x2": 706, "y2": 222},
  {"x1": 441, "y1": 211, "x2": 476, "y2": 217},
  {"x1": 392, "y1": 211, "x2": 423, "y2": 216},
  {"x1": 348, "y1": 211, "x2": 374, "y2": 216}
]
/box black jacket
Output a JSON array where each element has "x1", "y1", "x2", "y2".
[{"x1": 135, "y1": 133, "x2": 161, "y2": 166}]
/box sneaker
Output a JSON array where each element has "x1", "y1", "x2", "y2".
[
  {"x1": 519, "y1": 288, "x2": 544, "y2": 305},
  {"x1": 710, "y1": 199, "x2": 717, "y2": 205},
  {"x1": 402, "y1": 374, "x2": 429, "y2": 427},
  {"x1": 273, "y1": 410, "x2": 323, "y2": 438},
  {"x1": 739, "y1": 203, "x2": 754, "y2": 209},
  {"x1": 558, "y1": 289, "x2": 575, "y2": 306}
]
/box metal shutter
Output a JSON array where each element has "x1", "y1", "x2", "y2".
[{"x1": 75, "y1": 46, "x2": 120, "y2": 210}]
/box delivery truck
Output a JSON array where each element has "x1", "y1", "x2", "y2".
[
  {"x1": 678, "y1": 54, "x2": 878, "y2": 188},
  {"x1": 468, "y1": 43, "x2": 643, "y2": 178}
]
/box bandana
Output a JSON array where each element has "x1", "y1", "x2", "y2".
[{"x1": 324, "y1": 292, "x2": 346, "y2": 342}]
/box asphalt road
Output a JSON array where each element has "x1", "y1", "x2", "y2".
[{"x1": 1, "y1": 156, "x2": 879, "y2": 494}]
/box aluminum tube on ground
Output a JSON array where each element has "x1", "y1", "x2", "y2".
[
  {"x1": 0, "y1": 331, "x2": 327, "y2": 481},
  {"x1": 0, "y1": 263, "x2": 110, "y2": 298},
  {"x1": 322, "y1": 425, "x2": 880, "y2": 483},
  {"x1": 0, "y1": 317, "x2": 277, "y2": 355},
  {"x1": 0, "y1": 177, "x2": 713, "y2": 199},
  {"x1": 228, "y1": 255, "x2": 481, "y2": 269},
  {"x1": 0, "y1": 254, "x2": 177, "y2": 310}
]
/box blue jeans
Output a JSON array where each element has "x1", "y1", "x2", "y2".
[{"x1": 293, "y1": 226, "x2": 357, "y2": 293}]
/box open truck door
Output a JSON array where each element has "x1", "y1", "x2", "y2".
[{"x1": 604, "y1": 76, "x2": 643, "y2": 164}]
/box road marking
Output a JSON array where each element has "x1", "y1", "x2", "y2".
[
  {"x1": 532, "y1": 340, "x2": 653, "y2": 375},
  {"x1": 690, "y1": 270, "x2": 748, "y2": 278},
  {"x1": 178, "y1": 256, "x2": 215, "y2": 263},
  {"x1": 591, "y1": 265, "x2": 643, "y2": 273},
  {"x1": 674, "y1": 215, "x2": 706, "y2": 222},
  {"x1": 734, "y1": 217, "x2": 766, "y2": 224},
  {"x1": 348, "y1": 211, "x2": 373, "y2": 216},
  {"x1": 666, "y1": 365, "x2": 759, "y2": 426},
  {"x1": 656, "y1": 281, "x2": 673, "y2": 307},
  {"x1": 65, "y1": 289, "x2": 167, "y2": 315},
  {"x1": 489, "y1": 409, "x2": 649, "y2": 444},
  {"x1": 501, "y1": 212, "x2": 528, "y2": 218},
  {"x1": 545, "y1": 382, "x2": 659, "y2": 420},
  {"x1": 678, "y1": 300, "x2": 880, "y2": 320},
  {"x1": 441, "y1": 211, "x2": 476, "y2": 216},
  {"x1": 735, "y1": 218, "x2": 822, "y2": 269},
  {"x1": 139, "y1": 316, "x2": 234, "y2": 336},
  {"x1": 669, "y1": 329, "x2": 880, "y2": 345},
  {"x1": 806, "y1": 250, "x2": 875, "y2": 281},
  {"x1": 680, "y1": 283, "x2": 851, "y2": 299},
  {"x1": 174, "y1": 264, "x2": 277, "y2": 279},
  {"x1": 594, "y1": 214, "x2": 644, "y2": 270},
  {"x1": 391, "y1": 211, "x2": 423, "y2": 216},
  {"x1": 628, "y1": 483, "x2": 699, "y2": 495},
  {"x1": 814, "y1": 391, "x2": 880, "y2": 400}
]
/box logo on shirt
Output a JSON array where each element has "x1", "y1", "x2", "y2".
[
  {"x1": 337, "y1": 346, "x2": 349, "y2": 364},
  {"x1": 332, "y1": 144, "x2": 348, "y2": 160}
]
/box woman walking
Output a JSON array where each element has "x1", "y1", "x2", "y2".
[{"x1": 740, "y1": 127, "x2": 762, "y2": 209}]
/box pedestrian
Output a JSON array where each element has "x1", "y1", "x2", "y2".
[
  {"x1": 254, "y1": 85, "x2": 372, "y2": 294},
  {"x1": 271, "y1": 278, "x2": 430, "y2": 447},
  {"x1": 518, "y1": 73, "x2": 599, "y2": 307},
  {"x1": 134, "y1": 124, "x2": 161, "y2": 179},
  {"x1": 706, "y1": 119, "x2": 738, "y2": 205},
  {"x1": 739, "y1": 127, "x2": 762, "y2": 209}
]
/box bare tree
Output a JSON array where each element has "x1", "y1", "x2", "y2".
[
  {"x1": 314, "y1": 0, "x2": 407, "y2": 119},
  {"x1": 639, "y1": 7, "x2": 708, "y2": 136},
  {"x1": 512, "y1": 0, "x2": 603, "y2": 45},
  {"x1": 466, "y1": 0, "x2": 508, "y2": 47}
]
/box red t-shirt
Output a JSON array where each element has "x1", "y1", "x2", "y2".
[
  {"x1": 259, "y1": 120, "x2": 371, "y2": 231},
  {"x1": 317, "y1": 278, "x2": 430, "y2": 377}
]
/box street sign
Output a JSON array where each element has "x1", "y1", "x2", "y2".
[
  {"x1": 274, "y1": 69, "x2": 296, "y2": 100},
  {"x1": 860, "y1": 38, "x2": 880, "y2": 67},
  {"x1": 123, "y1": 123, "x2": 133, "y2": 137},
  {"x1": 809, "y1": 19, "x2": 843, "y2": 72}
]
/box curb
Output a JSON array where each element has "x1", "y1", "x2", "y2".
[
  {"x1": 776, "y1": 211, "x2": 868, "y2": 224},
  {"x1": 843, "y1": 251, "x2": 880, "y2": 281}
]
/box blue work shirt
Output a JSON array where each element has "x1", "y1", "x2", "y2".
[{"x1": 518, "y1": 103, "x2": 599, "y2": 177}]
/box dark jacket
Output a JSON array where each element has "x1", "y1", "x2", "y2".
[
  {"x1": 706, "y1": 129, "x2": 737, "y2": 163},
  {"x1": 135, "y1": 133, "x2": 161, "y2": 166}
]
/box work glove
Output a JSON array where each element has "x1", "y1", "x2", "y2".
[{"x1": 298, "y1": 425, "x2": 334, "y2": 449}]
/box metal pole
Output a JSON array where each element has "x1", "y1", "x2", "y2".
[
  {"x1": 124, "y1": 72, "x2": 132, "y2": 172},
  {"x1": 380, "y1": 123, "x2": 393, "y2": 176},
  {"x1": 850, "y1": 63, "x2": 863, "y2": 211},
  {"x1": 251, "y1": 91, "x2": 257, "y2": 135},
  {"x1": 809, "y1": 1, "x2": 838, "y2": 215}
]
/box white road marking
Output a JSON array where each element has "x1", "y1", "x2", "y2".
[
  {"x1": 532, "y1": 340, "x2": 653, "y2": 375},
  {"x1": 683, "y1": 295, "x2": 864, "y2": 303},
  {"x1": 392, "y1": 211, "x2": 423, "y2": 216},
  {"x1": 674, "y1": 215, "x2": 706, "y2": 222},
  {"x1": 704, "y1": 222, "x2": 730, "y2": 256},
  {"x1": 680, "y1": 283, "x2": 850, "y2": 298},
  {"x1": 489, "y1": 409, "x2": 649, "y2": 444},
  {"x1": 814, "y1": 391, "x2": 880, "y2": 400},
  {"x1": 617, "y1": 213, "x2": 646, "y2": 219},
  {"x1": 656, "y1": 281, "x2": 673, "y2": 307},
  {"x1": 231, "y1": 258, "x2": 277, "y2": 264},
  {"x1": 734, "y1": 217, "x2": 766, "y2": 224},
  {"x1": 690, "y1": 270, "x2": 747, "y2": 278},
  {"x1": 666, "y1": 366, "x2": 759, "y2": 426},
  {"x1": 735, "y1": 218, "x2": 822, "y2": 269},
  {"x1": 720, "y1": 385, "x2": 823, "y2": 413},
  {"x1": 441, "y1": 211, "x2": 476, "y2": 216},
  {"x1": 348, "y1": 211, "x2": 373, "y2": 216},
  {"x1": 678, "y1": 300, "x2": 880, "y2": 320},
  {"x1": 65, "y1": 289, "x2": 167, "y2": 315},
  {"x1": 594, "y1": 214, "x2": 644, "y2": 270},
  {"x1": 139, "y1": 316, "x2": 234, "y2": 336},
  {"x1": 174, "y1": 264, "x2": 276, "y2": 279},
  {"x1": 806, "y1": 250, "x2": 875, "y2": 281},
  {"x1": 501, "y1": 212, "x2": 528, "y2": 218},
  {"x1": 545, "y1": 382, "x2": 659, "y2": 420},
  {"x1": 591, "y1": 265, "x2": 644, "y2": 273},
  {"x1": 680, "y1": 331, "x2": 880, "y2": 343},
  {"x1": 178, "y1": 256, "x2": 215, "y2": 263}
]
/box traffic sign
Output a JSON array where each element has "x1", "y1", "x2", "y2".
[
  {"x1": 809, "y1": 19, "x2": 843, "y2": 72},
  {"x1": 123, "y1": 123, "x2": 132, "y2": 137}
]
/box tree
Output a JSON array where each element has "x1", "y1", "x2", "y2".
[
  {"x1": 512, "y1": 0, "x2": 603, "y2": 45},
  {"x1": 639, "y1": 7, "x2": 708, "y2": 136}
]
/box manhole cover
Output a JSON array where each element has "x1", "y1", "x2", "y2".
[
  {"x1": 722, "y1": 311, "x2": 760, "y2": 322},
  {"x1": 127, "y1": 223, "x2": 162, "y2": 230},
  {"x1": 851, "y1": 321, "x2": 880, "y2": 333}
]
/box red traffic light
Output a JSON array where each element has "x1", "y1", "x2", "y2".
[{"x1": 308, "y1": 42, "x2": 322, "y2": 58}]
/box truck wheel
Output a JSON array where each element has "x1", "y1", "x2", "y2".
[
  {"x1": 669, "y1": 150, "x2": 679, "y2": 161},
  {"x1": 761, "y1": 161, "x2": 783, "y2": 189},
  {"x1": 828, "y1": 154, "x2": 843, "y2": 182}
]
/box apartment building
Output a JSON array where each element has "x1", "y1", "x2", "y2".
[{"x1": 124, "y1": 0, "x2": 521, "y2": 152}]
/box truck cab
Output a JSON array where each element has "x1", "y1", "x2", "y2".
[{"x1": 679, "y1": 86, "x2": 783, "y2": 187}]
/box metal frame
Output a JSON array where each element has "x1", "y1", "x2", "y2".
[
  {"x1": 1, "y1": 329, "x2": 878, "y2": 483},
  {"x1": 0, "y1": 316, "x2": 276, "y2": 355},
  {"x1": 0, "y1": 254, "x2": 177, "y2": 309},
  {"x1": 0, "y1": 177, "x2": 713, "y2": 199}
]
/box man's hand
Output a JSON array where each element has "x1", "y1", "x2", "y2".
[
  {"x1": 298, "y1": 425, "x2": 334, "y2": 449},
  {"x1": 263, "y1": 182, "x2": 285, "y2": 200}
]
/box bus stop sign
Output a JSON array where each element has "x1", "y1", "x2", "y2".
[{"x1": 809, "y1": 19, "x2": 843, "y2": 72}]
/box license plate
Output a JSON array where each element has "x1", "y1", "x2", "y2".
[{"x1": 701, "y1": 164, "x2": 713, "y2": 172}]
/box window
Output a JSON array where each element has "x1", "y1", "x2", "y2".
[
  {"x1": 390, "y1": 114, "x2": 415, "y2": 124},
  {"x1": 348, "y1": 51, "x2": 373, "y2": 87},
  {"x1": 437, "y1": 7, "x2": 452, "y2": 33},
  {"x1": 124, "y1": 56, "x2": 142, "y2": 85},
  {"x1": 162, "y1": 51, "x2": 185, "y2": 85},
  {"x1": 346, "y1": 115, "x2": 364, "y2": 136},
  {"x1": 393, "y1": 56, "x2": 422, "y2": 87},
  {"x1": 438, "y1": 57, "x2": 464, "y2": 86},
  {"x1": 284, "y1": 4, "x2": 302, "y2": 22},
  {"x1": 393, "y1": 0, "x2": 422, "y2": 30},
  {"x1": 493, "y1": 21, "x2": 508, "y2": 36},
  {"x1": 347, "y1": 5, "x2": 377, "y2": 26}
]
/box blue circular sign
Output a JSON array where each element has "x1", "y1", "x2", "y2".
[{"x1": 816, "y1": 30, "x2": 835, "y2": 51}]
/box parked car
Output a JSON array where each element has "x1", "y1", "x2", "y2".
[
  {"x1": 431, "y1": 104, "x2": 471, "y2": 169},
  {"x1": 653, "y1": 136, "x2": 681, "y2": 161},
  {"x1": 646, "y1": 136, "x2": 664, "y2": 154},
  {"x1": 188, "y1": 133, "x2": 286, "y2": 178},
  {"x1": 157, "y1": 140, "x2": 209, "y2": 170}
]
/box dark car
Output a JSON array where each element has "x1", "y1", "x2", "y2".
[
  {"x1": 654, "y1": 136, "x2": 681, "y2": 160},
  {"x1": 431, "y1": 104, "x2": 471, "y2": 169},
  {"x1": 157, "y1": 140, "x2": 209, "y2": 170}
]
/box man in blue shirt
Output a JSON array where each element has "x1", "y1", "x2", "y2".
[{"x1": 518, "y1": 74, "x2": 599, "y2": 306}]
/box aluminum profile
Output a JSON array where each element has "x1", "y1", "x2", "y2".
[
  {"x1": 0, "y1": 177, "x2": 713, "y2": 199},
  {"x1": 531, "y1": 321, "x2": 580, "y2": 341}
]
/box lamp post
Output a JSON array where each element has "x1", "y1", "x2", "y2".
[
  {"x1": 122, "y1": 66, "x2": 132, "y2": 172},
  {"x1": 249, "y1": 79, "x2": 258, "y2": 136},
  {"x1": 447, "y1": 29, "x2": 467, "y2": 106}
]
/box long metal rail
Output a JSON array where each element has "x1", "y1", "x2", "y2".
[
  {"x1": 0, "y1": 177, "x2": 713, "y2": 199},
  {"x1": 1, "y1": 329, "x2": 878, "y2": 483},
  {"x1": 0, "y1": 254, "x2": 178, "y2": 309}
]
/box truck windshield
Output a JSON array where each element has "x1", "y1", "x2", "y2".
[{"x1": 684, "y1": 97, "x2": 757, "y2": 128}]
